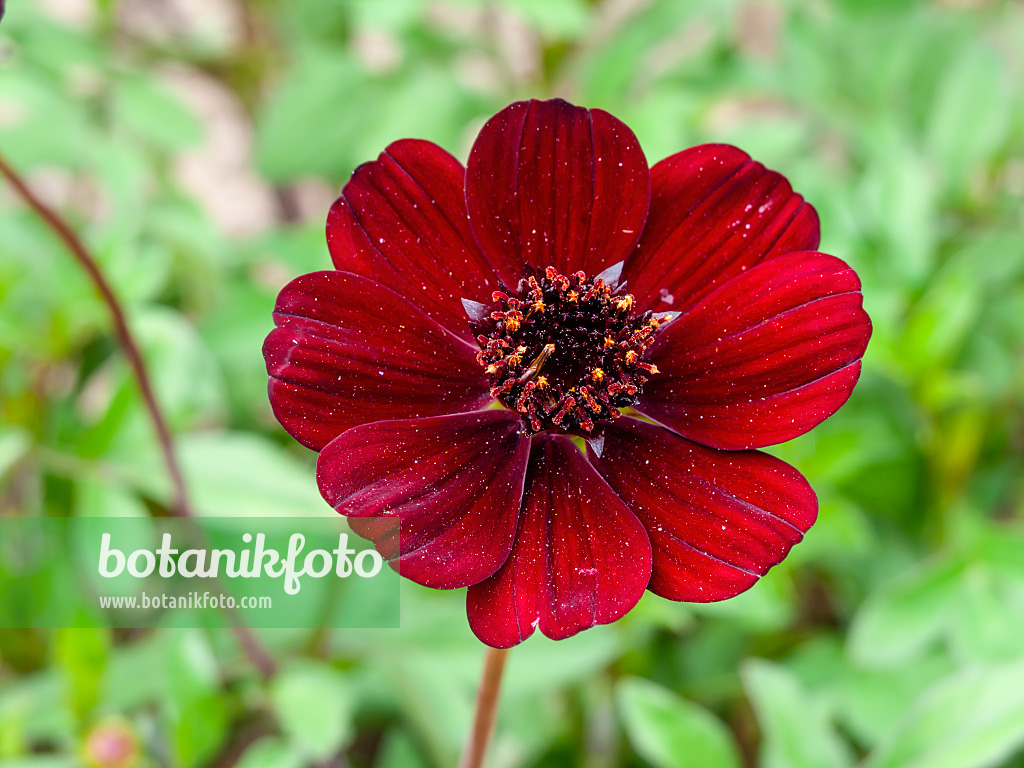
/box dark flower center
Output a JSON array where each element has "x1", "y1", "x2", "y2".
[{"x1": 474, "y1": 266, "x2": 667, "y2": 435}]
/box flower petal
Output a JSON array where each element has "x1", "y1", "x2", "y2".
[
  {"x1": 589, "y1": 417, "x2": 816, "y2": 603},
  {"x1": 317, "y1": 410, "x2": 530, "y2": 589},
  {"x1": 264, "y1": 271, "x2": 491, "y2": 451},
  {"x1": 636, "y1": 251, "x2": 871, "y2": 450},
  {"x1": 467, "y1": 435, "x2": 652, "y2": 648},
  {"x1": 624, "y1": 144, "x2": 820, "y2": 313},
  {"x1": 326, "y1": 139, "x2": 500, "y2": 337},
  {"x1": 466, "y1": 98, "x2": 650, "y2": 285}
]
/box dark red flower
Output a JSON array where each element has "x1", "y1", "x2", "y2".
[{"x1": 263, "y1": 99, "x2": 871, "y2": 648}]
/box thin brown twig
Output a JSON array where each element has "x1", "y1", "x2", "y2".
[
  {"x1": 0, "y1": 152, "x2": 278, "y2": 681},
  {"x1": 459, "y1": 647, "x2": 510, "y2": 768},
  {"x1": 0, "y1": 154, "x2": 192, "y2": 520}
]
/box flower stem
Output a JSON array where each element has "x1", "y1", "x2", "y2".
[
  {"x1": 0, "y1": 153, "x2": 278, "y2": 681},
  {"x1": 460, "y1": 647, "x2": 510, "y2": 768}
]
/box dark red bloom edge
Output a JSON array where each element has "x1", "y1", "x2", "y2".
[
  {"x1": 264, "y1": 98, "x2": 871, "y2": 647},
  {"x1": 314, "y1": 408, "x2": 820, "y2": 647}
]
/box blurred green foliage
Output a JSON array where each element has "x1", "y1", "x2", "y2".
[{"x1": 1, "y1": 0, "x2": 1023, "y2": 766}]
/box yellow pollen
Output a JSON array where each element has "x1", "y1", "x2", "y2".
[
  {"x1": 604, "y1": 336, "x2": 616, "y2": 349},
  {"x1": 536, "y1": 375, "x2": 549, "y2": 389},
  {"x1": 625, "y1": 350, "x2": 639, "y2": 364},
  {"x1": 505, "y1": 317, "x2": 520, "y2": 332},
  {"x1": 567, "y1": 290, "x2": 579, "y2": 303},
  {"x1": 591, "y1": 368, "x2": 605, "y2": 382}
]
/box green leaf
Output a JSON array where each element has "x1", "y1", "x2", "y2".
[
  {"x1": 926, "y1": 47, "x2": 1011, "y2": 188},
  {"x1": 617, "y1": 678, "x2": 741, "y2": 768},
  {"x1": 949, "y1": 565, "x2": 1024, "y2": 663},
  {"x1": 112, "y1": 76, "x2": 204, "y2": 150},
  {"x1": 828, "y1": 651, "x2": 955, "y2": 748},
  {"x1": 134, "y1": 308, "x2": 228, "y2": 430},
  {"x1": 848, "y1": 557, "x2": 963, "y2": 667},
  {"x1": 180, "y1": 432, "x2": 327, "y2": 518},
  {"x1": 53, "y1": 628, "x2": 110, "y2": 724},
  {"x1": 236, "y1": 738, "x2": 305, "y2": 768},
  {"x1": 898, "y1": 260, "x2": 982, "y2": 374},
  {"x1": 174, "y1": 693, "x2": 230, "y2": 768},
  {"x1": 742, "y1": 660, "x2": 853, "y2": 768},
  {"x1": 165, "y1": 631, "x2": 229, "y2": 768},
  {"x1": 503, "y1": 0, "x2": 591, "y2": 38},
  {"x1": 375, "y1": 731, "x2": 428, "y2": 768},
  {"x1": 115, "y1": 431, "x2": 326, "y2": 518},
  {"x1": 270, "y1": 662, "x2": 353, "y2": 761},
  {"x1": 863, "y1": 148, "x2": 938, "y2": 287},
  {"x1": 254, "y1": 50, "x2": 367, "y2": 182},
  {"x1": 0, "y1": 427, "x2": 30, "y2": 481},
  {"x1": 166, "y1": 630, "x2": 220, "y2": 705},
  {"x1": 865, "y1": 659, "x2": 1024, "y2": 768},
  {"x1": 350, "y1": 0, "x2": 425, "y2": 31}
]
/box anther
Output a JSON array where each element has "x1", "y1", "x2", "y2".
[
  {"x1": 518, "y1": 343, "x2": 556, "y2": 382},
  {"x1": 476, "y1": 266, "x2": 666, "y2": 435}
]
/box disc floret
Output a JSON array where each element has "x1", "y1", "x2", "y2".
[{"x1": 476, "y1": 266, "x2": 667, "y2": 434}]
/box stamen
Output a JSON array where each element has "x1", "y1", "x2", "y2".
[
  {"x1": 518, "y1": 343, "x2": 556, "y2": 382},
  {"x1": 474, "y1": 265, "x2": 666, "y2": 435}
]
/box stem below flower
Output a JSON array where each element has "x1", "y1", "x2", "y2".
[{"x1": 459, "y1": 647, "x2": 510, "y2": 768}]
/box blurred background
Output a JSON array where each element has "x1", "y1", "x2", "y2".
[{"x1": 1, "y1": 0, "x2": 1023, "y2": 766}]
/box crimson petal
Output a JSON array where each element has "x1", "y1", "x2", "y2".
[
  {"x1": 466, "y1": 98, "x2": 650, "y2": 285},
  {"x1": 624, "y1": 144, "x2": 820, "y2": 313},
  {"x1": 264, "y1": 271, "x2": 491, "y2": 451},
  {"x1": 589, "y1": 417, "x2": 816, "y2": 603},
  {"x1": 636, "y1": 251, "x2": 871, "y2": 450},
  {"x1": 467, "y1": 435, "x2": 651, "y2": 648},
  {"x1": 317, "y1": 410, "x2": 530, "y2": 589},
  {"x1": 326, "y1": 139, "x2": 500, "y2": 337}
]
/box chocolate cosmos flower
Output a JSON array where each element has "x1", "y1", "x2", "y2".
[{"x1": 263, "y1": 99, "x2": 871, "y2": 648}]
